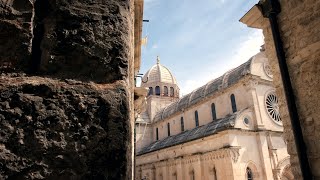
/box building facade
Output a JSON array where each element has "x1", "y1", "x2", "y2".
[
  {"x1": 240, "y1": 1, "x2": 320, "y2": 179},
  {"x1": 135, "y1": 51, "x2": 293, "y2": 180}
]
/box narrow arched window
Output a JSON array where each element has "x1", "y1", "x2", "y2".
[
  {"x1": 195, "y1": 111, "x2": 199, "y2": 127},
  {"x1": 167, "y1": 123, "x2": 170, "y2": 136},
  {"x1": 211, "y1": 103, "x2": 217, "y2": 120},
  {"x1": 246, "y1": 167, "x2": 253, "y2": 180},
  {"x1": 170, "y1": 87, "x2": 174, "y2": 97},
  {"x1": 230, "y1": 94, "x2": 237, "y2": 113},
  {"x1": 156, "y1": 128, "x2": 159, "y2": 140},
  {"x1": 152, "y1": 167, "x2": 156, "y2": 180},
  {"x1": 148, "y1": 87, "x2": 153, "y2": 96},
  {"x1": 213, "y1": 167, "x2": 217, "y2": 180},
  {"x1": 181, "y1": 117, "x2": 184, "y2": 132},
  {"x1": 191, "y1": 170, "x2": 195, "y2": 180},
  {"x1": 164, "y1": 86, "x2": 168, "y2": 96},
  {"x1": 155, "y1": 86, "x2": 160, "y2": 96},
  {"x1": 173, "y1": 172, "x2": 177, "y2": 180}
]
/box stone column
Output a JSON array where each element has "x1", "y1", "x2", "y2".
[
  {"x1": 255, "y1": 132, "x2": 274, "y2": 180},
  {"x1": 245, "y1": 79, "x2": 265, "y2": 129},
  {"x1": 0, "y1": 0, "x2": 140, "y2": 179}
]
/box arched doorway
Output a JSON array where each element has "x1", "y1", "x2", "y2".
[{"x1": 280, "y1": 165, "x2": 294, "y2": 180}]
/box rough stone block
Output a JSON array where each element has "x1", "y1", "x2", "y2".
[
  {"x1": 0, "y1": 0, "x2": 133, "y2": 83},
  {"x1": 36, "y1": 0, "x2": 132, "y2": 83},
  {"x1": 0, "y1": 76, "x2": 131, "y2": 179},
  {"x1": 0, "y1": 0, "x2": 33, "y2": 72}
]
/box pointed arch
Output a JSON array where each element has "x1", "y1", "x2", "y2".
[
  {"x1": 195, "y1": 111, "x2": 199, "y2": 127},
  {"x1": 213, "y1": 167, "x2": 217, "y2": 180},
  {"x1": 180, "y1": 117, "x2": 184, "y2": 132},
  {"x1": 245, "y1": 161, "x2": 259, "y2": 180},
  {"x1": 230, "y1": 94, "x2": 237, "y2": 113},
  {"x1": 277, "y1": 157, "x2": 293, "y2": 180},
  {"x1": 280, "y1": 165, "x2": 294, "y2": 180},
  {"x1": 211, "y1": 103, "x2": 217, "y2": 120}
]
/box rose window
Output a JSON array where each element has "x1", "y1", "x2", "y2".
[
  {"x1": 265, "y1": 92, "x2": 282, "y2": 124},
  {"x1": 263, "y1": 63, "x2": 273, "y2": 78}
]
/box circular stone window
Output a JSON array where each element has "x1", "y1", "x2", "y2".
[
  {"x1": 265, "y1": 92, "x2": 282, "y2": 124},
  {"x1": 263, "y1": 63, "x2": 273, "y2": 78},
  {"x1": 243, "y1": 117, "x2": 250, "y2": 126}
]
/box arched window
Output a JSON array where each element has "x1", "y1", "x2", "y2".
[
  {"x1": 173, "y1": 172, "x2": 177, "y2": 180},
  {"x1": 211, "y1": 103, "x2": 217, "y2": 120},
  {"x1": 156, "y1": 128, "x2": 159, "y2": 140},
  {"x1": 164, "y1": 86, "x2": 168, "y2": 96},
  {"x1": 230, "y1": 94, "x2": 237, "y2": 113},
  {"x1": 148, "y1": 87, "x2": 153, "y2": 96},
  {"x1": 167, "y1": 123, "x2": 171, "y2": 136},
  {"x1": 246, "y1": 167, "x2": 253, "y2": 180},
  {"x1": 170, "y1": 87, "x2": 174, "y2": 97},
  {"x1": 195, "y1": 111, "x2": 199, "y2": 127},
  {"x1": 159, "y1": 173, "x2": 163, "y2": 180},
  {"x1": 155, "y1": 86, "x2": 160, "y2": 96},
  {"x1": 152, "y1": 167, "x2": 156, "y2": 180},
  {"x1": 213, "y1": 167, "x2": 217, "y2": 180},
  {"x1": 191, "y1": 170, "x2": 195, "y2": 180},
  {"x1": 181, "y1": 117, "x2": 184, "y2": 132}
]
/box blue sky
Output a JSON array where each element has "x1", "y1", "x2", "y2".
[{"x1": 139, "y1": 0, "x2": 264, "y2": 95}]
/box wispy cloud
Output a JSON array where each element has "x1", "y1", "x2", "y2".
[
  {"x1": 179, "y1": 30, "x2": 264, "y2": 95},
  {"x1": 152, "y1": 44, "x2": 158, "y2": 49},
  {"x1": 140, "y1": 0, "x2": 261, "y2": 96}
]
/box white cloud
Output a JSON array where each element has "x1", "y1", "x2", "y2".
[
  {"x1": 152, "y1": 44, "x2": 158, "y2": 49},
  {"x1": 179, "y1": 30, "x2": 264, "y2": 96},
  {"x1": 223, "y1": 30, "x2": 264, "y2": 69}
]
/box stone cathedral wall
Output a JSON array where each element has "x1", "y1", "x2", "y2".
[
  {"x1": 0, "y1": 0, "x2": 137, "y2": 179},
  {"x1": 261, "y1": 0, "x2": 320, "y2": 179}
]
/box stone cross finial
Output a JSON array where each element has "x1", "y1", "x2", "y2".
[{"x1": 157, "y1": 56, "x2": 160, "y2": 64}]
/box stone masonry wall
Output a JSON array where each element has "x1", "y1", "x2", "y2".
[
  {"x1": 0, "y1": 0, "x2": 135, "y2": 179},
  {"x1": 262, "y1": 0, "x2": 320, "y2": 179}
]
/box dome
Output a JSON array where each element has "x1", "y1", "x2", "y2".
[{"x1": 141, "y1": 56, "x2": 177, "y2": 86}]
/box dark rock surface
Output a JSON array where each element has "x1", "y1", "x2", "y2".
[
  {"x1": 0, "y1": 76, "x2": 130, "y2": 179},
  {"x1": 0, "y1": 0, "x2": 132, "y2": 83},
  {"x1": 0, "y1": 0, "x2": 33, "y2": 72},
  {"x1": 0, "y1": 0, "x2": 134, "y2": 179},
  {"x1": 34, "y1": 0, "x2": 131, "y2": 83}
]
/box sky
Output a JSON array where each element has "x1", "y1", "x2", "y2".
[{"x1": 139, "y1": 0, "x2": 264, "y2": 96}]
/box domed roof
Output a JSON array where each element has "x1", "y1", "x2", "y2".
[
  {"x1": 153, "y1": 56, "x2": 254, "y2": 122},
  {"x1": 141, "y1": 56, "x2": 177, "y2": 86}
]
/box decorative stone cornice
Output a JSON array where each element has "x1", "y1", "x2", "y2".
[
  {"x1": 201, "y1": 146, "x2": 241, "y2": 163},
  {"x1": 137, "y1": 146, "x2": 241, "y2": 170},
  {"x1": 183, "y1": 154, "x2": 201, "y2": 164},
  {"x1": 140, "y1": 163, "x2": 155, "y2": 170},
  {"x1": 229, "y1": 147, "x2": 241, "y2": 163}
]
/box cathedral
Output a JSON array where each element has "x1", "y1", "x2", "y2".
[{"x1": 135, "y1": 49, "x2": 293, "y2": 180}]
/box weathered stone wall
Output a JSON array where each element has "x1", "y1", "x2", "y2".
[
  {"x1": 262, "y1": 0, "x2": 320, "y2": 179},
  {"x1": 0, "y1": 0, "x2": 136, "y2": 179}
]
